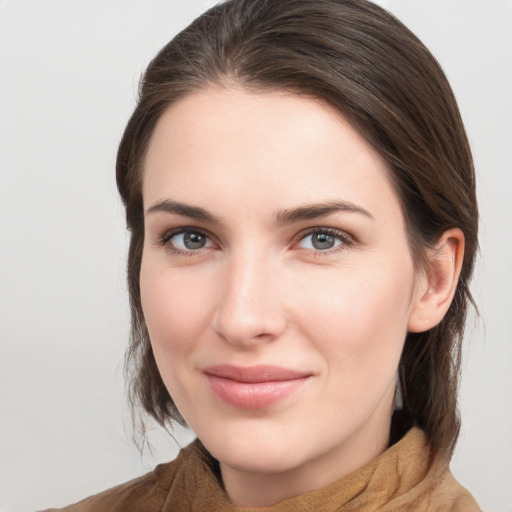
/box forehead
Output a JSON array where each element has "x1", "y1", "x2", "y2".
[{"x1": 143, "y1": 86, "x2": 403, "y2": 226}]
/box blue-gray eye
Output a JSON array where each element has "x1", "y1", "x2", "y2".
[
  {"x1": 170, "y1": 231, "x2": 213, "y2": 251},
  {"x1": 298, "y1": 231, "x2": 343, "y2": 251}
]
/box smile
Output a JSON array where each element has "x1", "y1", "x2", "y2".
[{"x1": 203, "y1": 365, "x2": 311, "y2": 410}]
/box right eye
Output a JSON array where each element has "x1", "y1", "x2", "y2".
[{"x1": 160, "y1": 229, "x2": 214, "y2": 254}]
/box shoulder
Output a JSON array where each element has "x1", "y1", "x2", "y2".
[
  {"x1": 371, "y1": 428, "x2": 482, "y2": 512},
  {"x1": 41, "y1": 440, "x2": 205, "y2": 512},
  {"x1": 404, "y1": 430, "x2": 482, "y2": 512},
  {"x1": 428, "y1": 467, "x2": 482, "y2": 512}
]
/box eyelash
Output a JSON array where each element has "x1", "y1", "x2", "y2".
[
  {"x1": 297, "y1": 227, "x2": 354, "y2": 256},
  {"x1": 157, "y1": 227, "x2": 214, "y2": 256},
  {"x1": 157, "y1": 226, "x2": 354, "y2": 256}
]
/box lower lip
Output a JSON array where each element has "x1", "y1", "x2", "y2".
[{"x1": 206, "y1": 375, "x2": 309, "y2": 410}]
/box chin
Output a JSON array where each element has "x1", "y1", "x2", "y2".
[
  {"x1": 200, "y1": 427, "x2": 307, "y2": 473},
  {"x1": 220, "y1": 446, "x2": 305, "y2": 475}
]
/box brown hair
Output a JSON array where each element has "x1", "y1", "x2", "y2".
[{"x1": 117, "y1": 0, "x2": 478, "y2": 456}]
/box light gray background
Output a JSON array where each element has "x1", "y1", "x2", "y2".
[{"x1": 1, "y1": 1, "x2": 511, "y2": 511}]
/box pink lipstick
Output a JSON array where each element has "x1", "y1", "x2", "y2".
[{"x1": 204, "y1": 365, "x2": 311, "y2": 410}]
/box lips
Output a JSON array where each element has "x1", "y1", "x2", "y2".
[{"x1": 203, "y1": 365, "x2": 311, "y2": 410}]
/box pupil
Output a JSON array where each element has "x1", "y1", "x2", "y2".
[
  {"x1": 312, "y1": 233, "x2": 335, "y2": 250},
  {"x1": 184, "y1": 232, "x2": 205, "y2": 249}
]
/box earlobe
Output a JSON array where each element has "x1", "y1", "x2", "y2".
[{"x1": 408, "y1": 228, "x2": 465, "y2": 333}]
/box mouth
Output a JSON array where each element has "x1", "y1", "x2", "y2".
[{"x1": 203, "y1": 364, "x2": 311, "y2": 410}]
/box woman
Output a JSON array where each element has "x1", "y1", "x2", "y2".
[{"x1": 46, "y1": 0, "x2": 480, "y2": 509}]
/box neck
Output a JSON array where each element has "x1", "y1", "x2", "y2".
[{"x1": 220, "y1": 415, "x2": 392, "y2": 507}]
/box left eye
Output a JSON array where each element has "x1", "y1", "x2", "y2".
[
  {"x1": 297, "y1": 230, "x2": 344, "y2": 251},
  {"x1": 168, "y1": 230, "x2": 214, "y2": 251}
]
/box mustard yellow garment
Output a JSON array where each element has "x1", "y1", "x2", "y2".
[{"x1": 45, "y1": 428, "x2": 480, "y2": 511}]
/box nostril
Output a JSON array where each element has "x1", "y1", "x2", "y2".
[{"x1": 212, "y1": 304, "x2": 286, "y2": 348}]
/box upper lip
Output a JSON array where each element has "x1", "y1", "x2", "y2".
[{"x1": 203, "y1": 364, "x2": 311, "y2": 383}]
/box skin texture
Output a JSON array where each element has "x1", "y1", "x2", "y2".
[{"x1": 140, "y1": 87, "x2": 463, "y2": 507}]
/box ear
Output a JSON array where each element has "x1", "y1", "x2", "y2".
[{"x1": 408, "y1": 228, "x2": 465, "y2": 333}]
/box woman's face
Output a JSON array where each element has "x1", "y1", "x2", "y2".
[{"x1": 140, "y1": 87, "x2": 426, "y2": 492}]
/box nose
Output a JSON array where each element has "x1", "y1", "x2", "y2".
[{"x1": 212, "y1": 252, "x2": 287, "y2": 348}]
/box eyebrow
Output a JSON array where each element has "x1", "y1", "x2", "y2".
[
  {"x1": 145, "y1": 199, "x2": 373, "y2": 224},
  {"x1": 274, "y1": 200, "x2": 373, "y2": 226},
  {"x1": 146, "y1": 200, "x2": 219, "y2": 223}
]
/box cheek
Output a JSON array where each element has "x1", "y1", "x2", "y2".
[
  {"x1": 140, "y1": 263, "x2": 214, "y2": 356},
  {"x1": 294, "y1": 263, "x2": 415, "y2": 376}
]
